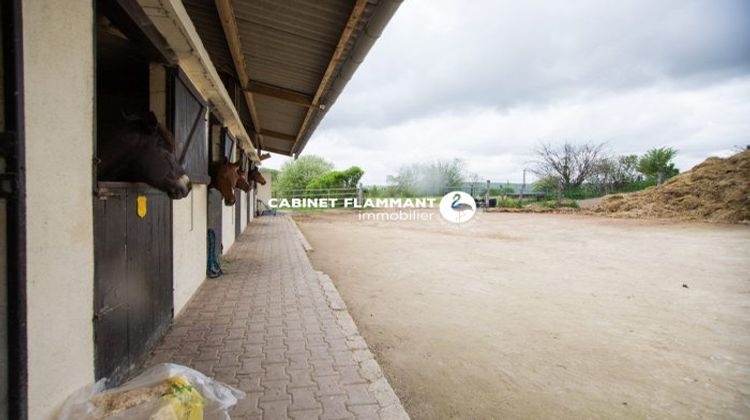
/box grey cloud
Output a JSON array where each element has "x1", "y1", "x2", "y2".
[
  {"x1": 266, "y1": 0, "x2": 750, "y2": 185},
  {"x1": 322, "y1": 0, "x2": 750, "y2": 129}
]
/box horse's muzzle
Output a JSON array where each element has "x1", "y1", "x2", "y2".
[{"x1": 167, "y1": 175, "x2": 192, "y2": 199}]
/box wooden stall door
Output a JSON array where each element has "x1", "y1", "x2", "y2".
[
  {"x1": 94, "y1": 183, "x2": 173, "y2": 386},
  {"x1": 170, "y1": 69, "x2": 208, "y2": 184}
]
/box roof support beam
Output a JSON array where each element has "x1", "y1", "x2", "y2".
[
  {"x1": 245, "y1": 80, "x2": 316, "y2": 108},
  {"x1": 291, "y1": 0, "x2": 369, "y2": 154},
  {"x1": 261, "y1": 144, "x2": 291, "y2": 155},
  {"x1": 214, "y1": 0, "x2": 264, "y2": 148},
  {"x1": 257, "y1": 129, "x2": 297, "y2": 143}
]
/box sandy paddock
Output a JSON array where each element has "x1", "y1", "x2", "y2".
[{"x1": 294, "y1": 210, "x2": 750, "y2": 419}]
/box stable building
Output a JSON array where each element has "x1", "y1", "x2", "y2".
[{"x1": 0, "y1": 0, "x2": 400, "y2": 418}]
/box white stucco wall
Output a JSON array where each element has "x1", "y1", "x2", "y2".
[
  {"x1": 23, "y1": 1, "x2": 95, "y2": 418},
  {"x1": 221, "y1": 201, "x2": 235, "y2": 254},
  {"x1": 257, "y1": 174, "x2": 273, "y2": 211},
  {"x1": 173, "y1": 185, "x2": 208, "y2": 314},
  {"x1": 150, "y1": 65, "x2": 209, "y2": 316},
  {"x1": 247, "y1": 189, "x2": 255, "y2": 223},
  {"x1": 240, "y1": 190, "x2": 248, "y2": 232}
]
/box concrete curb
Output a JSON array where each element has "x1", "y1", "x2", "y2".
[
  {"x1": 314, "y1": 271, "x2": 411, "y2": 420},
  {"x1": 289, "y1": 215, "x2": 409, "y2": 419},
  {"x1": 288, "y1": 215, "x2": 314, "y2": 252}
]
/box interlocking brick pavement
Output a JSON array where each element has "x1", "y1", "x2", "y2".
[{"x1": 144, "y1": 215, "x2": 409, "y2": 420}]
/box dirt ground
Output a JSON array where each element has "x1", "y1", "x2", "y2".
[{"x1": 293, "y1": 210, "x2": 750, "y2": 420}]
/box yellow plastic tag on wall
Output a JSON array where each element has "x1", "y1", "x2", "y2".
[{"x1": 137, "y1": 195, "x2": 148, "y2": 218}]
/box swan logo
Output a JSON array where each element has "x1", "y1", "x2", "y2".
[{"x1": 439, "y1": 191, "x2": 477, "y2": 223}]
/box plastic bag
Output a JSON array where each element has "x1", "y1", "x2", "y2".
[{"x1": 57, "y1": 363, "x2": 246, "y2": 420}]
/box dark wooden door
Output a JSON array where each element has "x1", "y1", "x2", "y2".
[
  {"x1": 94, "y1": 183, "x2": 173, "y2": 386},
  {"x1": 1, "y1": 2, "x2": 23, "y2": 415},
  {"x1": 170, "y1": 69, "x2": 209, "y2": 184}
]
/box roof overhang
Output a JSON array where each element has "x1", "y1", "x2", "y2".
[{"x1": 184, "y1": 0, "x2": 403, "y2": 157}]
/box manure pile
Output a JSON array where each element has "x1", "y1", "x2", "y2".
[{"x1": 593, "y1": 150, "x2": 750, "y2": 223}]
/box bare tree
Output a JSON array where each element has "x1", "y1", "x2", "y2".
[{"x1": 532, "y1": 142, "x2": 607, "y2": 191}]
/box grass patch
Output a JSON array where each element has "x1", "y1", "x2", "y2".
[
  {"x1": 495, "y1": 199, "x2": 535, "y2": 208},
  {"x1": 536, "y1": 200, "x2": 580, "y2": 209}
]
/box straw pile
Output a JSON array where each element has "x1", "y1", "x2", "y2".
[{"x1": 592, "y1": 150, "x2": 750, "y2": 223}]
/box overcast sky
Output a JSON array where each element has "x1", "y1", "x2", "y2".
[{"x1": 265, "y1": 0, "x2": 750, "y2": 184}]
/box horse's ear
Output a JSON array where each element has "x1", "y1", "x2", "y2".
[
  {"x1": 232, "y1": 161, "x2": 241, "y2": 168},
  {"x1": 121, "y1": 110, "x2": 140, "y2": 123},
  {"x1": 155, "y1": 121, "x2": 176, "y2": 153},
  {"x1": 145, "y1": 112, "x2": 159, "y2": 134}
]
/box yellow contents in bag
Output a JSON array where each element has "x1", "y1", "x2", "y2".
[{"x1": 150, "y1": 376, "x2": 204, "y2": 420}]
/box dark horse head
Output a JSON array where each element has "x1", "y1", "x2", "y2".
[
  {"x1": 210, "y1": 157, "x2": 241, "y2": 206},
  {"x1": 98, "y1": 112, "x2": 192, "y2": 199}
]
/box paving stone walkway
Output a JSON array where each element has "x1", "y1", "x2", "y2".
[{"x1": 145, "y1": 215, "x2": 408, "y2": 420}]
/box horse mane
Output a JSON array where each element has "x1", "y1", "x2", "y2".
[
  {"x1": 121, "y1": 110, "x2": 176, "y2": 153},
  {"x1": 156, "y1": 124, "x2": 176, "y2": 153}
]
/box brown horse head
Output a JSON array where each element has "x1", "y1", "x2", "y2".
[
  {"x1": 209, "y1": 157, "x2": 241, "y2": 205},
  {"x1": 236, "y1": 165, "x2": 251, "y2": 192},
  {"x1": 249, "y1": 168, "x2": 267, "y2": 185}
]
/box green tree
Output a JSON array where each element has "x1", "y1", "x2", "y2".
[
  {"x1": 638, "y1": 147, "x2": 679, "y2": 184},
  {"x1": 589, "y1": 154, "x2": 640, "y2": 192},
  {"x1": 532, "y1": 176, "x2": 559, "y2": 194},
  {"x1": 261, "y1": 168, "x2": 280, "y2": 184},
  {"x1": 306, "y1": 166, "x2": 364, "y2": 190},
  {"x1": 341, "y1": 166, "x2": 364, "y2": 188},
  {"x1": 275, "y1": 155, "x2": 334, "y2": 193},
  {"x1": 613, "y1": 155, "x2": 640, "y2": 186},
  {"x1": 386, "y1": 165, "x2": 418, "y2": 196}
]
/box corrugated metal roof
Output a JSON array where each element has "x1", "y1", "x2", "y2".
[
  {"x1": 182, "y1": 0, "x2": 400, "y2": 156},
  {"x1": 254, "y1": 95, "x2": 306, "y2": 134},
  {"x1": 234, "y1": 0, "x2": 351, "y2": 95}
]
